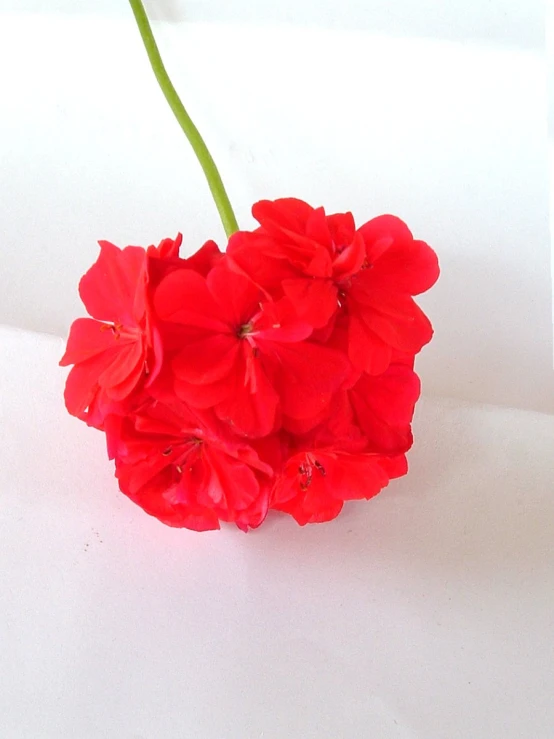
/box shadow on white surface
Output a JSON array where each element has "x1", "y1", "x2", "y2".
[{"x1": 1, "y1": 326, "x2": 553, "y2": 738}]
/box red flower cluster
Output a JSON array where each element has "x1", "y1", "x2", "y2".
[{"x1": 61, "y1": 198, "x2": 439, "y2": 530}]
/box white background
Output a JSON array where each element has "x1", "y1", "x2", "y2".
[
  {"x1": 1, "y1": 2, "x2": 553, "y2": 738},
  {"x1": 0, "y1": 0, "x2": 546, "y2": 48}
]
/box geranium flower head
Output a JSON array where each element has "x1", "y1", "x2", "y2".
[
  {"x1": 60, "y1": 0, "x2": 438, "y2": 534},
  {"x1": 61, "y1": 203, "x2": 437, "y2": 532},
  {"x1": 272, "y1": 448, "x2": 405, "y2": 525}
]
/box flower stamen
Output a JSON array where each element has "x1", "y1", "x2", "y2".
[{"x1": 237, "y1": 322, "x2": 254, "y2": 338}]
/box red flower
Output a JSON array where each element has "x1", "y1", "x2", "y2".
[
  {"x1": 228, "y1": 198, "x2": 439, "y2": 374},
  {"x1": 346, "y1": 215, "x2": 438, "y2": 373},
  {"x1": 108, "y1": 399, "x2": 275, "y2": 531},
  {"x1": 270, "y1": 388, "x2": 407, "y2": 524},
  {"x1": 154, "y1": 261, "x2": 350, "y2": 437},
  {"x1": 272, "y1": 448, "x2": 405, "y2": 525},
  {"x1": 60, "y1": 240, "x2": 156, "y2": 422},
  {"x1": 60, "y1": 234, "x2": 217, "y2": 427}
]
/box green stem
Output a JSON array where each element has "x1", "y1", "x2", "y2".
[{"x1": 128, "y1": 0, "x2": 239, "y2": 238}]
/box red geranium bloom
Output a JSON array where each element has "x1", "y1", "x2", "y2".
[
  {"x1": 154, "y1": 261, "x2": 350, "y2": 437},
  {"x1": 347, "y1": 214, "x2": 438, "y2": 373},
  {"x1": 270, "y1": 382, "x2": 410, "y2": 524},
  {"x1": 272, "y1": 448, "x2": 406, "y2": 525},
  {"x1": 60, "y1": 240, "x2": 158, "y2": 421},
  {"x1": 228, "y1": 198, "x2": 439, "y2": 374},
  {"x1": 108, "y1": 398, "x2": 275, "y2": 531},
  {"x1": 60, "y1": 234, "x2": 218, "y2": 427}
]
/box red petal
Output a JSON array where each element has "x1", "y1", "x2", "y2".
[
  {"x1": 358, "y1": 215, "x2": 413, "y2": 263},
  {"x1": 174, "y1": 374, "x2": 232, "y2": 409},
  {"x1": 253, "y1": 200, "x2": 334, "y2": 272},
  {"x1": 148, "y1": 233, "x2": 183, "y2": 260},
  {"x1": 359, "y1": 215, "x2": 439, "y2": 295},
  {"x1": 104, "y1": 344, "x2": 145, "y2": 401},
  {"x1": 304, "y1": 247, "x2": 334, "y2": 278},
  {"x1": 350, "y1": 365, "x2": 420, "y2": 454},
  {"x1": 98, "y1": 339, "x2": 144, "y2": 390},
  {"x1": 172, "y1": 509, "x2": 221, "y2": 531},
  {"x1": 380, "y1": 454, "x2": 408, "y2": 479},
  {"x1": 145, "y1": 325, "x2": 164, "y2": 387},
  {"x1": 140, "y1": 485, "x2": 220, "y2": 531},
  {"x1": 327, "y1": 211, "x2": 356, "y2": 247},
  {"x1": 304, "y1": 207, "x2": 333, "y2": 249},
  {"x1": 63, "y1": 360, "x2": 100, "y2": 417},
  {"x1": 172, "y1": 334, "x2": 239, "y2": 384},
  {"x1": 234, "y1": 488, "x2": 270, "y2": 531},
  {"x1": 227, "y1": 232, "x2": 295, "y2": 296},
  {"x1": 358, "y1": 291, "x2": 434, "y2": 354},
  {"x1": 348, "y1": 277, "x2": 434, "y2": 359},
  {"x1": 215, "y1": 356, "x2": 279, "y2": 438},
  {"x1": 271, "y1": 453, "x2": 343, "y2": 525},
  {"x1": 201, "y1": 446, "x2": 261, "y2": 511},
  {"x1": 301, "y1": 392, "x2": 367, "y2": 452},
  {"x1": 79, "y1": 242, "x2": 146, "y2": 324},
  {"x1": 265, "y1": 341, "x2": 350, "y2": 419},
  {"x1": 59, "y1": 318, "x2": 123, "y2": 366},
  {"x1": 371, "y1": 238, "x2": 439, "y2": 295},
  {"x1": 154, "y1": 269, "x2": 228, "y2": 332},
  {"x1": 182, "y1": 239, "x2": 223, "y2": 275},
  {"x1": 347, "y1": 312, "x2": 392, "y2": 375},
  {"x1": 332, "y1": 231, "x2": 366, "y2": 281},
  {"x1": 253, "y1": 198, "x2": 314, "y2": 235},
  {"x1": 281, "y1": 406, "x2": 331, "y2": 435},
  {"x1": 331, "y1": 454, "x2": 390, "y2": 501},
  {"x1": 207, "y1": 264, "x2": 263, "y2": 328},
  {"x1": 253, "y1": 297, "x2": 313, "y2": 342},
  {"x1": 281, "y1": 278, "x2": 338, "y2": 328}
]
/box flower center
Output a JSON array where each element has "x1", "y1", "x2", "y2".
[
  {"x1": 162, "y1": 437, "x2": 203, "y2": 474},
  {"x1": 100, "y1": 321, "x2": 123, "y2": 338},
  {"x1": 101, "y1": 321, "x2": 142, "y2": 342},
  {"x1": 237, "y1": 322, "x2": 254, "y2": 338},
  {"x1": 297, "y1": 454, "x2": 326, "y2": 491},
  {"x1": 337, "y1": 288, "x2": 348, "y2": 307}
]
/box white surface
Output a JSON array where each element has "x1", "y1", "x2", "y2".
[
  {"x1": 1, "y1": 325, "x2": 554, "y2": 738},
  {"x1": 0, "y1": 0, "x2": 544, "y2": 48},
  {"x1": 0, "y1": 15, "x2": 552, "y2": 413}
]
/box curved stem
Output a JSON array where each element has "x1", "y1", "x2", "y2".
[{"x1": 128, "y1": 0, "x2": 239, "y2": 238}]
